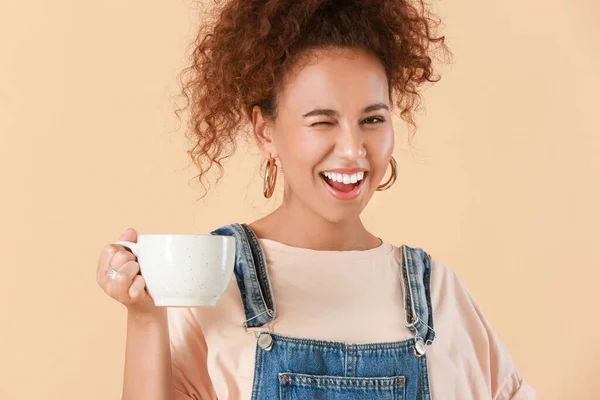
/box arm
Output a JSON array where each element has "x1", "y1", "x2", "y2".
[
  {"x1": 122, "y1": 309, "x2": 176, "y2": 400},
  {"x1": 121, "y1": 308, "x2": 218, "y2": 400},
  {"x1": 168, "y1": 307, "x2": 219, "y2": 400}
]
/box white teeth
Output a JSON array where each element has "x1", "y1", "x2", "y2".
[{"x1": 322, "y1": 171, "x2": 366, "y2": 183}]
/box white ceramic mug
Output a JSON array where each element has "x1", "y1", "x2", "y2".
[{"x1": 113, "y1": 234, "x2": 236, "y2": 307}]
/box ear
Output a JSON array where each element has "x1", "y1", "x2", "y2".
[{"x1": 252, "y1": 105, "x2": 278, "y2": 159}]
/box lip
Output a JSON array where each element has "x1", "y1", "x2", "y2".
[{"x1": 320, "y1": 171, "x2": 368, "y2": 201}]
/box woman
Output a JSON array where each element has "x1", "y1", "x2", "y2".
[{"x1": 96, "y1": 1, "x2": 535, "y2": 399}]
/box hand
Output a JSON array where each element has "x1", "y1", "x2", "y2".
[{"x1": 96, "y1": 228, "x2": 162, "y2": 319}]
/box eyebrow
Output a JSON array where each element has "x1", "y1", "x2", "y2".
[{"x1": 302, "y1": 103, "x2": 389, "y2": 118}]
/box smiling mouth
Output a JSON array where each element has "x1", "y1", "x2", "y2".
[{"x1": 319, "y1": 171, "x2": 368, "y2": 197}]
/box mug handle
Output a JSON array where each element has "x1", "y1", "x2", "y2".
[{"x1": 113, "y1": 240, "x2": 140, "y2": 257}]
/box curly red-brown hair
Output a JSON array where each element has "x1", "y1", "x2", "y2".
[{"x1": 175, "y1": 0, "x2": 451, "y2": 198}]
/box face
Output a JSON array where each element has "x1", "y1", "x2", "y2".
[{"x1": 253, "y1": 47, "x2": 394, "y2": 224}]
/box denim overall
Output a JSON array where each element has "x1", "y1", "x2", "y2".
[{"x1": 211, "y1": 223, "x2": 436, "y2": 400}]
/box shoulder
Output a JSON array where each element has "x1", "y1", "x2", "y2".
[
  {"x1": 429, "y1": 256, "x2": 464, "y2": 296},
  {"x1": 425, "y1": 254, "x2": 488, "y2": 329},
  {"x1": 411, "y1": 250, "x2": 491, "y2": 348},
  {"x1": 400, "y1": 245, "x2": 462, "y2": 296},
  {"x1": 415, "y1": 251, "x2": 471, "y2": 305}
]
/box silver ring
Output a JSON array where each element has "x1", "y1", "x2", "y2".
[{"x1": 107, "y1": 267, "x2": 118, "y2": 280}]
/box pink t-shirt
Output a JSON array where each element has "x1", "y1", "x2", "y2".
[{"x1": 168, "y1": 238, "x2": 535, "y2": 399}]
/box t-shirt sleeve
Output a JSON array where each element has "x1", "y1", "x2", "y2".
[
  {"x1": 168, "y1": 307, "x2": 218, "y2": 400},
  {"x1": 429, "y1": 258, "x2": 536, "y2": 399}
]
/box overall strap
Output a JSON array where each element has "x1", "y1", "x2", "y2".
[
  {"x1": 210, "y1": 223, "x2": 276, "y2": 328},
  {"x1": 400, "y1": 245, "x2": 436, "y2": 347}
]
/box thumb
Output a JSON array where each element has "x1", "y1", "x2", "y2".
[{"x1": 119, "y1": 228, "x2": 138, "y2": 242}]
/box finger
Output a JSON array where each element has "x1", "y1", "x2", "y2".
[
  {"x1": 116, "y1": 259, "x2": 140, "y2": 281},
  {"x1": 107, "y1": 229, "x2": 138, "y2": 274},
  {"x1": 109, "y1": 250, "x2": 137, "y2": 271},
  {"x1": 104, "y1": 260, "x2": 137, "y2": 301},
  {"x1": 97, "y1": 244, "x2": 120, "y2": 283},
  {"x1": 128, "y1": 275, "x2": 147, "y2": 300},
  {"x1": 98, "y1": 248, "x2": 135, "y2": 286},
  {"x1": 119, "y1": 228, "x2": 138, "y2": 242},
  {"x1": 96, "y1": 228, "x2": 138, "y2": 282}
]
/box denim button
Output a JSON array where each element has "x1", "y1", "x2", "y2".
[
  {"x1": 414, "y1": 337, "x2": 426, "y2": 356},
  {"x1": 258, "y1": 332, "x2": 273, "y2": 351}
]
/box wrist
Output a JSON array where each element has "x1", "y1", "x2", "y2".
[{"x1": 127, "y1": 307, "x2": 167, "y2": 326}]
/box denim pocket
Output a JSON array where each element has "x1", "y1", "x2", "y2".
[{"x1": 279, "y1": 372, "x2": 406, "y2": 400}]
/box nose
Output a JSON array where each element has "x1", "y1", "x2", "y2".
[{"x1": 334, "y1": 123, "x2": 367, "y2": 161}]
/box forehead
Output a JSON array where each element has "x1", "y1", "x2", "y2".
[{"x1": 277, "y1": 48, "x2": 389, "y2": 112}]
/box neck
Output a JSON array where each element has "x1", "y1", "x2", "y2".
[{"x1": 249, "y1": 197, "x2": 381, "y2": 251}]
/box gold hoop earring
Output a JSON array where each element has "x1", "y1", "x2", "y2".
[
  {"x1": 376, "y1": 156, "x2": 398, "y2": 191},
  {"x1": 263, "y1": 155, "x2": 278, "y2": 198}
]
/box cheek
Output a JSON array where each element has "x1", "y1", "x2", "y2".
[
  {"x1": 281, "y1": 134, "x2": 329, "y2": 171},
  {"x1": 366, "y1": 131, "x2": 395, "y2": 183},
  {"x1": 380, "y1": 129, "x2": 395, "y2": 156},
  {"x1": 278, "y1": 139, "x2": 323, "y2": 182}
]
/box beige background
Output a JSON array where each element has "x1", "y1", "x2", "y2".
[{"x1": 1, "y1": 0, "x2": 598, "y2": 399}]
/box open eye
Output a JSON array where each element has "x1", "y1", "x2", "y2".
[{"x1": 363, "y1": 116, "x2": 386, "y2": 124}]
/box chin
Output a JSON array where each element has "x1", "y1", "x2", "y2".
[{"x1": 316, "y1": 204, "x2": 367, "y2": 225}]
